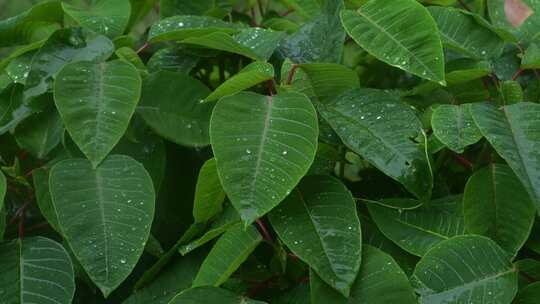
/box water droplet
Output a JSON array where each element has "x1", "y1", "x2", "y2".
[
  {"x1": 120, "y1": 258, "x2": 126, "y2": 264},
  {"x1": 246, "y1": 149, "x2": 252, "y2": 154},
  {"x1": 376, "y1": 116, "x2": 382, "y2": 120},
  {"x1": 282, "y1": 151, "x2": 288, "y2": 155}
]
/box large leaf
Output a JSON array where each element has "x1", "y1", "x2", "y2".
[
  {"x1": 49, "y1": 155, "x2": 155, "y2": 297},
  {"x1": 341, "y1": 0, "x2": 445, "y2": 84},
  {"x1": 431, "y1": 104, "x2": 483, "y2": 153},
  {"x1": 24, "y1": 28, "x2": 114, "y2": 102},
  {"x1": 310, "y1": 246, "x2": 417, "y2": 304},
  {"x1": 192, "y1": 223, "x2": 261, "y2": 287},
  {"x1": 169, "y1": 286, "x2": 266, "y2": 304},
  {"x1": 269, "y1": 175, "x2": 361, "y2": 297},
  {"x1": 138, "y1": 71, "x2": 213, "y2": 147},
  {"x1": 148, "y1": 15, "x2": 241, "y2": 43},
  {"x1": 0, "y1": 237, "x2": 75, "y2": 304},
  {"x1": 0, "y1": 1, "x2": 63, "y2": 47},
  {"x1": 54, "y1": 60, "x2": 142, "y2": 168},
  {"x1": 412, "y1": 235, "x2": 518, "y2": 304},
  {"x1": 428, "y1": 6, "x2": 505, "y2": 59},
  {"x1": 210, "y1": 91, "x2": 318, "y2": 224},
  {"x1": 205, "y1": 62, "x2": 274, "y2": 102},
  {"x1": 464, "y1": 164, "x2": 535, "y2": 257},
  {"x1": 470, "y1": 102, "x2": 540, "y2": 213},
  {"x1": 193, "y1": 158, "x2": 226, "y2": 224},
  {"x1": 14, "y1": 105, "x2": 63, "y2": 159},
  {"x1": 62, "y1": 0, "x2": 131, "y2": 39},
  {"x1": 320, "y1": 88, "x2": 432, "y2": 200},
  {"x1": 367, "y1": 195, "x2": 465, "y2": 256}
]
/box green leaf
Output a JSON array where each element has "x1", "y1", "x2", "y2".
[
  {"x1": 193, "y1": 158, "x2": 226, "y2": 223},
  {"x1": 521, "y1": 42, "x2": 540, "y2": 69},
  {"x1": 148, "y1": 15, "x2": 241, "y2": 43},
  {"x1": 169, "y1": 286, "x2": 266, "y2": 304},
  {"x1": 428, "y1": 6, "x2": 504, "y2": 59},
  {"x1": 115, "y1": 47, "x2": 148, "y2": 77},
  {"x1": 24, "y1": 28, "x2": 115, "y2": 102},
  {"x1": 295, "y1": 63, "x2": 360, "y2": 104},
  {"x1": 341, "y1": 0, "x2": 445, "y2": 84},
  {"x1": 0, "y1": 1, "x2": 63, "y2": 47},
  {"x1": 62, "y1": 0, "x2": 131, "y2": 39},
  {"x1": 515, "y1": 281, "x2": 540, "y2": 303},
  {"x1": 210, "y1": 91, "x2": 319, "y2": 224},
  {"x1": 488, "y1": 0, "x2": 540, "y2": 43},
  {"x1": 470, "y1": 102, "x2": 540, "y2": 213},
  {"x1": 54, "y1": 60, "x2": 142, "y2": 168},
  {"x1": 269, "y1": 175, "x2": 361, "y2": 297},
  {"x1": 412, "y1": 235, "x2": 518, "y2": 304},
  {"x1": 147, "y1": 46, "x2": 199, "y2": 74},
  {"x1": 182, "y1": 28, "x2": 286, "y2": 61},
  {"x1": 192, "y1": 223, "x2": 261, "y2": 287},
  {"x1": 33, "y1": 166, "x2": 62, "y2": 233},
  {"x1": 0, "y1": 170, "x2": 5, "y2": 210},
  {"x1": 0, "y1": 84, "x2": 50, "y2": 135},
  {"x1": 14, "y1": 105, "x2": 63, "y2": 159},
  {"x1": 320, "y1": 88, "x2": 432, "y2": 200},
  {"x1": 0, "y1": 237, "x2": 75, "y2": 304},
  {"x1": 431, "y1": 104, "x2": 483, "y2": 153},
  {"x1": 49, "y1": 155, "x2": 155, "y2": 297},
  {"x1": 159, "y1": 0, "x2": 232, "y2": 18},
  {"x1": 367, "y1": 195, "x2": 465, "y2": 256},
  {"x1": 205, "y1": 62, "x2": 274, "y2": 102},
  {"x1": 500, "y1": 80, "x2": 523, "y2": 105},
  {"x1": 463, "y1": 164, "x2": 535, "y2": 257},
  {"x1": 138, "y1": 71, "x2": 213, "y2": 147},
  {"x1": 310, "y1": 246, "x2": 417, "y2": 304}
]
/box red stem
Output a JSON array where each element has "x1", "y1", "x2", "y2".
[
  {"x1": 266, "y1": 80, "x2": 276, "y2": 96},
  {"x1": 18, "y1": 204, "x2": 26, "y2": 239},
  {"x1": 512, "y1": 68, "x2": 524, "y2": 81},
  {"x1": 286, "y1": 64, "x2": 299, "y2": 85},
  {"x1": 452, "y1": 153, "x2": 473, "y2": 171},
  {"x1": 481, "y1": 78, "x2": 492, "y2": 102},
  {"x1": 281, "y1": 9, "x2": 294, "y2": 16},
  {"x1": 136, "y1": 42, "x2": 150, "y2": 54},
  {"x1": 457, "y1": 0, "x2": 471, "y2": 11},
  {"x1": 255, "y1": 219, "x2": 273, "y2": 243}
]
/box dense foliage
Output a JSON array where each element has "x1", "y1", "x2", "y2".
[{"x1": 1, "y1": 0, "x2": 540, "y2": 303}]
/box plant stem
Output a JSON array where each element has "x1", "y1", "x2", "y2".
[
  {"x1": 255, "y1": 219, "x2": 273, "y2": 243},
  {"x1": 286, "y1": 64, "x2": 299, "y2": 85}
]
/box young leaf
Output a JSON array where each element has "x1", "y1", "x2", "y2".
[
  {"x1": 62, "y1": 0, "x2": 131, "y2": 39},
  {"x1": 148, "y1": 15, "x2": 241, "y2": 43},
  {"x1": 310, "y1": 246, "x2": 417, "y2": 304},
  {"x1": 320, "y1": 88, "x2": 432, "y2": 200},
  {"x1": 431, "y1": 104, "x2": 483, "y2": 153},
  {"x1": 269, "y1": 175, "x2": 362, "y2": 297},
  {"x1": 470, "y1": 102, "x2": 540, "y2": 213},
  {"x1": 341, "y1": 0, "x2": 445, "y2": 84},
  {"x1": 193, "y1": 158, "x2": 226, "y2": 223},
  {"x1": 210, "y1": 91, "x2": 318, "y2": 224},
  {"x1": 138, "y1": 71, "x2": 213, "y2": 147},
  {"x1": 169, "y1": 286, "x2": 266, "y2": 304},
  {"x1": 192, "y1": 223, "x2": 261, "y2": 287},
  {"x1": 0, "y1": 237, "x2": 75, "y2": 304},
  {"x1": 464, "y1": 164, "x2": 535, "y2": 257},
  {"x1": 412, "y1": 235, "x2": 518, "y2": 304},
  {"x1": 49, "y1": 155, "x2": 155, "y2": 297},
  {"x1": 367, "y1": 195, "x2": 465, "y2": 256},
  {"x1": 205, "y1": 62, "x2": 274, "y2": 102}
]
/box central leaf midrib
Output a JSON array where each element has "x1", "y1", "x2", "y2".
[
  {"x1": 95, "y1": 168, "x2": 110, "y2": 284},
  {"x1": 93, "y1": 62, "x2": 106, "y2": 160}
]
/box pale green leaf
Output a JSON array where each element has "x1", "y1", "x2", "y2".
[
  {"x1": 62, "y1": 0, "x2": 131, "y2": 38},
  {"x1": 193, "y1": 158, "x2": 226, "y2": 224}
]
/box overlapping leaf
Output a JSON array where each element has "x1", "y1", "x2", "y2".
[
  {"x1": 431, "y1": 104, "x2": 483, "y2": 153},
  {"x1": 192, "y1": 158, "x2": 226, "y2": 223},
  {"x1": 169, "y1": 286, "x2": 266, "y2": 304},
  {"x1": 148, "y1": 15, "x2": 241, "y2": 43}
]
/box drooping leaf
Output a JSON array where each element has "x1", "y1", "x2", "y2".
[
  {"x1": 470, "y1": 102, "x2": 540, "y2": 213},
  {"x1": 148, "y1": 15, "x2": 241, "y2": 43},
  {"x1": 193, "y1": 158, "x2": 226, "y2": 223},
  {"x1": 54, "y1": 60, "x2": 142, "y2": 167},
  {"x1": 205, "y1": 62, "x2": 274, "y2": 102},
  {"x1": 210, "y1": 91, "x2": 318, "y2": 224},
  {"x1": 367, "y1": 195, "x2": 465, "y2": 256},
  {"x1": 62, "y1": 0, "x2": 131, "y2": 39},
  {"x1": 341, "y1": 0, "x2": 445, "y2": 84},
  {"x1": 269, "y1": 175, "x2": 362, "y2": 297},
  {"x1": 169, "y1": 286, "x2": 266, "y2": 304},
  {"x1": 138, "y1": 71, "x2": 213, "y2": 147},
  {"x1": 320, "y1": 88, "x2": 432, "y2": 200},
  {"x1": 412, "y1": 235, "x2": 518, "y2": 304},
  {"x1": 431, "y1": 104, "x2": 483, "y2": 153},
  {"x1": 49, "y1": 155, "x2": 155, "y2": 297},
  {"x1": 310, "y1": 246, "x2": 417, "y2": 304},
  {"x1": 0, "y1": 237, "x2": 75, "y2": 304},
  {"x1": 192, "y1": 223, "x2": 262, "y2": 287},
  {"x1": 463, "y1": 164, "x2": 535, "y2": 257}
]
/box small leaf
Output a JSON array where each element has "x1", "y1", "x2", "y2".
[
  {"x1": 138, "y1": 71, "x2": 213, "y2": 147},
  {"x1": 62, "y1": 0, "x2": 131, "y2": 38},
  {"x1": 54, "y1": 60, "x2": 142, "y2": 167},
  {"x1": 269, "y1": 175, "x2": 362, "y2": 297},
  {"x1": 341, "y1": 0, "x2": 445, "y2": 84},
  {"x1": 210, "y1": 91, "x2": 318, "y2": 224},
  {"x1": 0, "y1": 237, "x2": 75, "y2": 304},
  {"x1": 431, "y1": 104, "x2": 483, "y2": 153},
  {"x1": 464, "y1": 164, "x2": 535, "y2": 257},
  {"x1": 192, "y1": 223, "x2": 261, "y2": 287},
  {"x1": 14, "y1": 105, "x2": 63, "y2": 159},
  {"x1": 193, "y1": 158, "x2": 226, "y2": 223},
  {"x1": 49, "y1": 155, "x2": 155, "y2": 297},
  {"x1": 148, "y1": 15, "x2": 241, "y2": 43},
  {"x1": 412, "y1": 235, "x2": 518, "y2": 304},
  {"x1": 169, "y1": 286, "x2": 266, "y2": 304},
  {"x1": 205, "y1": 62, "x2": 274, "y2": 102}
]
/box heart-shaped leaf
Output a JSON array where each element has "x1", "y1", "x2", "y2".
[
  {"x1": 0, "y1": 237, "x2": 75, "y2": 304},
  {"x1": 54, "y1": 60, "x2": 142, "y2": 167},
  {"x1": 49, "y1": 155, "x2": 155, "y2": 297},
  {"x1": 210, "y1": 91, "x2": 318, "y2": 224},
  {"x1": 62, "y1": 0, "x2": 131, "y2": 38},
  {"x1": 431, "y1": 104, "x2": 483, "y2": 153}
]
